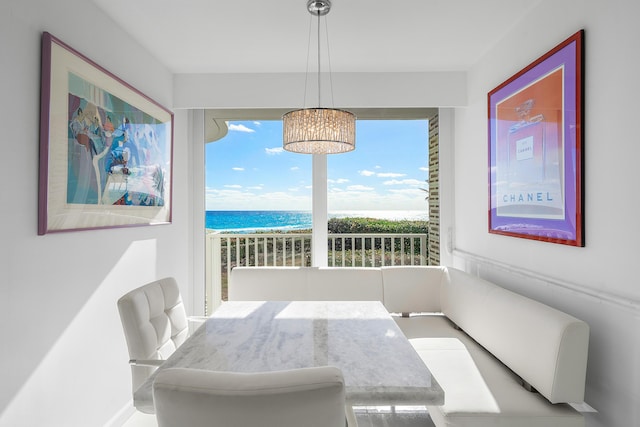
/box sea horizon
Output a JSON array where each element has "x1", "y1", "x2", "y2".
[{"x1": 205, "y1": 209, "x2": 428, "y2": 233}]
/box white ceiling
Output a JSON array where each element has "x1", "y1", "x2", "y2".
[{"x1": 92, "y1": 0, "x2": 541, "y2": 74}]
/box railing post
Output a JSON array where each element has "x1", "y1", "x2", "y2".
[
  {"x1": 391, "y1": 236, "x2": 396, "y2": 266},
  {"x1": 370, "y1": 237, "x2": 375, "y2": 267},
  {"x1": 254, "y1": 237, "x2": 259, "y2": 266},
  {"x1": 205, "y1": 234, "x2": 212, "y2": 316},
  {"x1": 206, "y1": 234, "x2": 223, "y2": 315},
  {"x1": 351, "y1": 236, "x2": 356, "y2": 266},
  {"x1": 331, "y1": 236, "x2": 336, "y2": 267},
  {"x1": 410, "y1": 237, "x2": 415, "y2": 265},
  {"x1": 235, "y1": 237, "x2": 240, "y2": 267}
]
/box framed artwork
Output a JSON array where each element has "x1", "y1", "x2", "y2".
[
  {"x1": 38, "y1": 32, "x2": 173, "y2": 234},
  {"x1": 488, "y1": 30, "x2": 584, "y2": 246}
]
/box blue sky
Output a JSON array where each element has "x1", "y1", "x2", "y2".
[{"x1": 205, "y1": 120, "x2": 429, "y2": 211}]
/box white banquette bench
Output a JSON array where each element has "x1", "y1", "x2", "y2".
[{"x1": 229, "y1": 266, "x2": 590, "y2": 427}]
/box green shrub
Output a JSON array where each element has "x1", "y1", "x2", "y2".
[{"x1": 328, "y1": 217, "x2": 428, "y2": 234}]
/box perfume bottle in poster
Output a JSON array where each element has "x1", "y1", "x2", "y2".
[
  {"x1": 497, "y1": 98, "x2": 564, "y2": 219},
  {"x1": 507, "y1": 101, "x2": 545, "y2": 185}
]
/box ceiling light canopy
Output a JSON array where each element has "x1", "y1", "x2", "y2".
[{"x1": 283, "y1": 0, "x2": 356, "y2": 155}]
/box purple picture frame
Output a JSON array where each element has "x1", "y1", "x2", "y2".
[
  {"x1": 488, "y1": 30, "x2": 584, "y2": 246},
  {"x1": 38, "y1": 32, "x2": 173, "y2": 234}
]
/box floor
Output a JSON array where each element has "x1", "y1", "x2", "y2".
[{"x1": 122, "y1": 406, "x2": 436, "y2": 427}]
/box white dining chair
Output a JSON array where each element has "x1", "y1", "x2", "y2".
[
  {"x1": 117, "y1": 277, "x2": 205, "y2": 395},
  {"x1": 152, "y1": 366, "x2": 347, "y2": 427}
]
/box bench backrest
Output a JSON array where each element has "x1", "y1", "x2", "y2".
[
  {"x1": 441, "y1": 267, "x2": 589, "y2": 404},
  {"x1": 229, "y1": 266, "x2": 383, "y2": 302},
  {"x1": 380, "y1": 266, "x2": 445, "y2": 313},
  {"x1": 229, "y1": 267, "x2": 308, "y2": 301},
  {"x1": 308, "y1": 267, "x2": 383, "y2": 301}
]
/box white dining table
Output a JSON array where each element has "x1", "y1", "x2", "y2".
[{"x1": 134, "y1": 300, "x2": 444, "y2": 418}]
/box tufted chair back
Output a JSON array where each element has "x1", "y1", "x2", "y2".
[{"x1": 117, "y1": 277, "x2": 189, "y2": 393}]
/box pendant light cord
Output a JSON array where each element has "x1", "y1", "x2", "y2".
[
  {"x1": 325, "y1": 16, "x2": 335, "y2": 108},
  {"x1": 300, "y1": 1, "x2": 337, "y2": 111},
  {"x1": 317, "y1": 9, "x2": 321, "y2": 108},
  {"x1": 303, "y1": 14, "x2": 312, "y2": 109}
]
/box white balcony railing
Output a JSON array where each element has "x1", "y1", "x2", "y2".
[{"x1": 205, "y1": 232, "x2": 428, "y2": 314}]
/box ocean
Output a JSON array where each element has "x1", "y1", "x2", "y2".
[{"x1": 205, "y1": 210, "x2": 428, "y2": 233}]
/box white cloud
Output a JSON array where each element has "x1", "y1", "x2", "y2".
[
  {"x1": 231, "y1": 167, "x2": 244, "y2": 171},
  {"x1": 377, "y1": 172, "x2": 406, "y2": 178},
  {"x1": 419, "y1": 166, "x2": 429, "y2": 172},
  {"x1": 328, "y1": 178, "x2": 349, "y2": 184},
  {"x1": 253, "y1": 121, "x2": 261, "y2": 126},
  {"x1": 383, "y1": 178, "x2": 423, "y2": 186},
  {"x1": 205, "y1": 187, "x2": 311, "y2": 211},
  {"x1": 247, "y1": 185, "x2": 263, "y2": 190},
  {"x1": 347, "y1": 185, "x2": 375, "y2": 191},
  {"x1": 359, "y1": 170, "x2": 409, "y2": 179},
  {"x1": 224, "y1": 184, "x2": 242, "y2": 189},
  {"x1": 265, "y1": 147, "x2": 284, "y2": 155},
  {"x1": 228, "y1": 123, "x2": 255, "y2": 133},
  {"x1": 290, "y1": 166, "x2": 300, "y2": 171},
  {"x1": 388, "y1": 188, "x2": 422, "y2": 195},
  {"x1": 327, "y1": 186, "x2": 428, "y2": 211}
]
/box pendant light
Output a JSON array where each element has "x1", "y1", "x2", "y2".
[{"x1": 283, "y1": 0, "x2": 356, "y2": 154}]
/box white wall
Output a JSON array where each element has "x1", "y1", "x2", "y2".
[
  {"x1": 452, "y1": 0, "x2": 640, "y2": 425},
  {"x1": 0, "y1": 1, "x2": 194, "y2": 426}
]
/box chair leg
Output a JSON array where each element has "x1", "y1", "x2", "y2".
[{"x1": 346, "y1": 405, "x2": 358, "y2": 427}]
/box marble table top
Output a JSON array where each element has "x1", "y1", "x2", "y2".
[{"x1": 134, "y1": 301, "x2": 444, "y2": 413}]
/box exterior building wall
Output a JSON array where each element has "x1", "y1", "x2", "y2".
[{"x1": 428, "y1": 114, "x2": 440, "y2": 265}]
